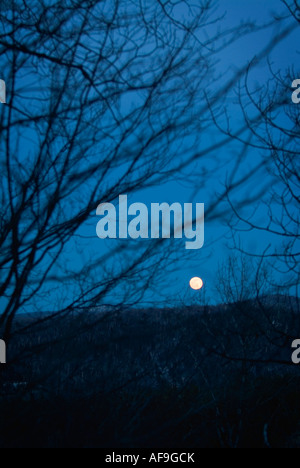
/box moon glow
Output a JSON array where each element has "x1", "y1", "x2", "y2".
[{"x1": 189, "y1": 277, "x2": 203, "y2": 290}]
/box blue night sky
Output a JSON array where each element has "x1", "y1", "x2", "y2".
[
  {"x1": 85, "y1": 1, "x2": 299, "y2": 306},
  {"x1": 0, "y1": 0, "x2": 298, "y2": 314}
]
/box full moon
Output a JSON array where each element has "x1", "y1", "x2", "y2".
[{"x1": 189, "y1": 277, "x2": 203, "y2": 290}]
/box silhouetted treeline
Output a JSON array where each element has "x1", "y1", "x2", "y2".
[{"x1": 0, "y1": 296, "x2": 299, "y2": 447}]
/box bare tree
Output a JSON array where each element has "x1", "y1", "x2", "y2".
[
  {"x1": 226, "y1": 66, "x2": 300, "y2": 299},
  {"x1": 1, "y1": 0, "x2": 290, "y2": 340},
  {"x1": 215, "y1": 253, "x2": 270, "y2": 304},
  {"x1": 207, "y1": 6, "x2": 300, "y2": 367}
]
